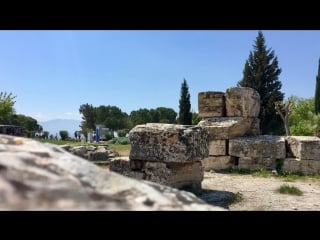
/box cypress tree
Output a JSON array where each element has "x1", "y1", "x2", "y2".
[
  {"x1": 178, "y1": 79, "x2": 192, "y2": 125},
  {"x1": 238, "y1": 31, "x2": 284, "y2": 134}
]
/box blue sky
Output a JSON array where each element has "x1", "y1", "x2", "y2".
[{"x1": 1, "y1": 30, "x2": 320, "y2": 122}]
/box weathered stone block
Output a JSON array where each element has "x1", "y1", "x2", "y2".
[
  {"x1": 144, "y1": 161, "x2": 203, "y2": 191},
  {"x1": 198, "y1": 117, "x2": 253, "y2": 140},
  {"x1": 225, "y1": 87, "x2": 260, "y2": 118},
  {"x1": 238, "y1": 156, "x2": 275, "y2": 169},
  {"x1": 129, "y1": 123, "x2": 208, "y2": 163},
  {"x1": 229, "y1": 135, "x2": 286, "y2": 159},
  {"x1": 201, "y1": 156, "x2": 234, "y2": 171},
  {"x1": 282, "y1": 158, "x2": 320, "y2": 175},
  {"x1": 209, "y1": 140, "x2": 226, "y2": 156},
  {"x1": 247, "y1": 118, "x2": 260, "y2": 135},
  {"x1": 198, "y1": 91, "x2": 225, "y2": 118},
  {"x1": 110, "y1": 157, "x2": 203, "y2": 192},
  {"x1": 286, "y1": 136, "x2": 320, "y2": 160}
]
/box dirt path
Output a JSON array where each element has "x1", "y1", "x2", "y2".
[{"x1": 199, "y1": 172, "x2": 320, "y2": 211}]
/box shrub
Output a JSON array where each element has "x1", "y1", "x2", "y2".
[
  {"x1": 277, "y1": 184, "x2": 303, "y2": 196},
  {"x1": 118, "y1": 129, "x2": 129, "y2": 137},
  {"x1": 59, "y1": 130, "x2": 69, "y2": 140},
  {"x1": 104, "y1": 131, "x2": 113, "y2": 141}
]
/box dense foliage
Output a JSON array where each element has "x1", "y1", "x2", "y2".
[
  {"x1": 238, "y1": 31, "x2": 284, "y2": 134},
  {"x1": 178, "y1": 79, "x2": 192, "y2": 125},
  {"x1": 289, "y1": 97, "x2": 320, "y2": 136}
]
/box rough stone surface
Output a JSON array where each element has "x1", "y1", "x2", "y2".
[
  {"x1": 229, "y1": 135, "x2": 286, "y2": 159},
  {"x1": 201, "y1": 156, "x2": 234, "y2": 171},
  {"x1": 198, "y1": 92, "x2": 225, "y2": 118},
  {"x1": 246, "y1": 118, "x2": 260, "y2": 135},
  {"x1": 198, "y1": 117, "x2": 253, "y2": 140},
  {"x1": 129, "y1": 123, "x2": 209, "y2": 163},
  {"x1": 238, "y1": 157, "x2": 276, "y2": 170},
  {"x1": 225, "y1": 87, "x2": 260, "y2": 118},
  {"x1": 0, "y1": 134, "x2": 224, "y2": 210},
  {"x1": 282, "y1": 158, "x2": 320, "y2": 175},
  {"x1": 286, "y1": 136, "x2": 320, "y2": 160},
  {"x1": 109, "y1": 158, "x2": 145, "y2": 180},
  {"x1": 208, "y1": 140, "x2": 227, "y2": 156},
  {"x1": 110, "y1": 157, "x2": 203, "y2": 192},
  {"x1": 67, "y1": 145, "x2": 116, "y2": 161}
]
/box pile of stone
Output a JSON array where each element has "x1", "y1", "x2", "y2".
[
  {"x1": 110, "y1": 123, "x2": 208, "y2": 192},
  {"x1": 198, "y1": 87, "x2": 261, "y2": 171},
  {"x1": 61, "y1": 144, "x2": 119, "y2": 161}
]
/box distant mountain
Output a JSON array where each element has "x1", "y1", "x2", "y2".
[{"x1": 40, "y1": 119, "x2": 82, "y2": 138}]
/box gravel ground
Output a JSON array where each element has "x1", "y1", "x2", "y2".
[{"x1": 198, "y1": 171, "x2": 320, "y2": 211}]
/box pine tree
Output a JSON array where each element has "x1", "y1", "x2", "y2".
[
  {"x1": 178, "y1": 79, "x2": 192, "y2": 125},
  {"x1": 238, "y1": 31, "x2": 284, "y2": 134},
  {"x1": 315, "y1": 58, "x2": 320, "y2": 115}
]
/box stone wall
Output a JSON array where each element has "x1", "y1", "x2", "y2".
[
  {"x1": 110, "y1": 123, "x2": 208, "y2": 192},
  {"x1": 198, "y1": 87, "x2": 320, "y2": 175},
  {"x1": 198, "y1": 87, "x2": 261, "y2": 171}
]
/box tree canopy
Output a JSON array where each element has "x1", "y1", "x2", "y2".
[
  {"x1": 178, "y1": 79, "x2": 192, "y2": 125},
  {"x1": 238, "y1": 31, "x2": 284, "y2": 134},
  {"x1": 0, "y1": 92, "x2": 16, "y2": 124}
]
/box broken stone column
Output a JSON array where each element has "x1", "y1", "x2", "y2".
[{"x1": 110, "y1": 123, "x2": 209, "y2": 192}]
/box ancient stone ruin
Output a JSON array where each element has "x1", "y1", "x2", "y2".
[
  {"x1": 199, "y1": 87, "x2": 320, "y2": 174},
  {"x1": 111, "y1": 86, "x2": 320, "y2": 187},
  {"x1": 110, "y1": 123, "x2": 208, "y2": 192},
  {"x1": 198, "y1": 87, "x2": 261, "y2": 171}
]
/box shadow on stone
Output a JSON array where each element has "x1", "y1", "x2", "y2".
[{"x1": 196, "y1": 188, "x2": 241, "y2": 209}]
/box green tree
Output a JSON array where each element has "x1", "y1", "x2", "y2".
[
  {"x1": 130, "y1": 108, "x2": 152, "y2": 126},
  {"x1": 9, "y1": 114, "x2": 43, "y2": 137},
  {"x1": 192, "y1": 111, "x2": 201, "y2": 125},
  {"x1": 59, "y1": 130, "x2": 69, "y2": 140},
  {"x1": 43, "y1": 131, "x2": 49, "y2": 139},
  {"x1": 238, "y1": 31, "x2": 284, "y2": 134},
  {"x1": 289, "y1": 96, "x2": 320, "y2": 136},
  {"x1": 79, "y1": 103, "x2": 96, "y2": 134},
  {"x1": 315, "y1": 58, "x2": 320, "y2": 114},
  {"x1": 178, "y1": 79, "x2": 192, "y2": 125},
  {"x1": 96, "y1": 105, "x2": 129, "y2": 131},
  {"x1": 156, "y1": 107, "x2": 177, "y2": 123},
  {"x1": 0, "y1": 92, "x2": 16, "y2": 123}
]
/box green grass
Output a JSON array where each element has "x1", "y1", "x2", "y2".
[
  {"x1": 109, "y1": 144, "x2": 131, "y2": 156},
  {"x1": 224, "y1": 192, "x2": 243, "y2": 205},
  {"x1": 35, "y1": 139, "x2": 83, "y2": 146},
  {"x1": 277, "y1": 184, "x2": 303, "y2": 196}
]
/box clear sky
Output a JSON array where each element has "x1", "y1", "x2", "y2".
[{"x1": 1, "y1": 30, "x2": 320, "y2": 122}]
